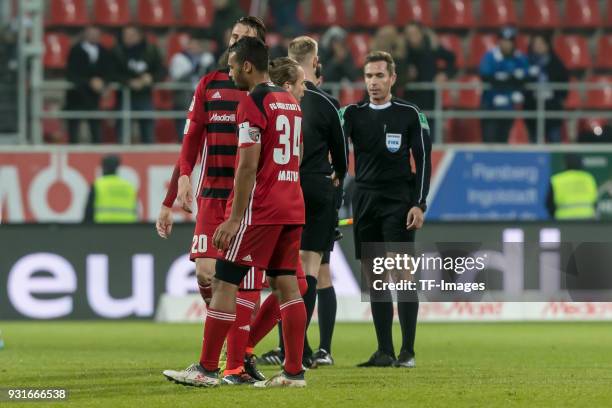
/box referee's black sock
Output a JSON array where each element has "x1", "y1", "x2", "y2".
[
  {"x1": 303, "y1": 275, "x2": 318, "y2": 356},
  {"x1": 397, "y1": 301, "x2": 419, "y2": 357},
  {"x1": 370, "y1": 299, "x2": 395, "y2": 357},
  {"x1": 317, "y1": 285, "x2": 337, "y2": 353}
]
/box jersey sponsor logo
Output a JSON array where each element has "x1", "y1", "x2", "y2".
[
  {"x1": 238, "y1": 325, "x2": 251, "y2": 332},
  {"x1": 212, "y1": 91, "x2": 222, "y2": 99},
  {"x1": 418, "y1": 112, "x2": 430, "y2": 130},
  {"x1": 385, "y1": 133, "x2": 402, "y2": 153},
  {"x1": 242, "y1": 254, "x2": 252, "y2": 262},
  {"x1": 209, "y1": 112, "x2": 236, "y2": 123},
  {"x1": 277, "y1": 170, "x2": 299, "y2": 182}
]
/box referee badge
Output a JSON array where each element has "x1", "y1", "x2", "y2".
[{"x1": 385, "y1": 133, "x2": 402, "y2": 153}]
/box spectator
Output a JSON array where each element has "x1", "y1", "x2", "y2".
[
  {"x1": 320, "y1": 26, "x2": 359, "y2": 83},
  {"x1": 113, "y1": 25, "x2": 164, "y2": 143},
  {"x1": 524, "y1": 34, "x2": 569, "y2": 143},
  {"x1": 168, "y1": 36, "x2": 215, "y2": 140},
  {"x1": 371, "y1": 25, "x2": 407, "y2": 96},
  {"x1": 64, "y1": 26, "x2": 112, "y2": 144},
  {"x1": 403, "y1": 22, "x2": 457, "y2": 137},
  {"x1": 269, "y1": 0, "x2": 303, "y2": 34},
  {"x1": 479, "y1": 26, "x2": 529, "y2": 143},
  {"x1": 208, "y1": 0, "x2": 243, "y2": 60}
]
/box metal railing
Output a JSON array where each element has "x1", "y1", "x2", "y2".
[{"x1": 34, "y1": 79, "x2": 612, "y2": 145}]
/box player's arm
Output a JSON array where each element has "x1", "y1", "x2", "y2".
[
  {"x1": 327, "y1": 98, "x2": 348, "y2": 183},
  {"x1": 407, "y1": 108, "x2": 432, "y2": 230},
  {"x1": 212, "y1": 135, "x2": 261, "y2": 250},
  {"x1": 177, "y1": 80, "x2": 209, "y2": 213}
]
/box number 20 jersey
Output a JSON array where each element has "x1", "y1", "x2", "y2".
[{"x1": 226, "y1": 82, "x2": 305, "y2": 226}]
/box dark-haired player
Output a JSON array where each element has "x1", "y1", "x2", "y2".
[{"x1": 157, "y1": 16, "x2": 269, "y2": 385}]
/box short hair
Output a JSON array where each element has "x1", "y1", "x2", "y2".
[
  {"x1": 269, "y1": 57, "x2": 301, "y2": 86},
  {"x1": 364, "y1": 50, "x2": 396, "y2": 75},
  {"x1": 234, "y1": 16, "x2": 267, "y2": 43},
  {"x1": 102, "y1": 154, "x2": 120, "y2": 175},
  {"x1": 288, "y1": 36, "x2": 318, "y2": 64},
  {"x1": 228, "y1": 36, "x2": 269, "y2": 72}
]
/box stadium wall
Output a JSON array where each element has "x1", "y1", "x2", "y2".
[
  {"x1": 2, "y1": 145, "x2": 612, "y2": 223},
  {"x1": 2, "y1": 223, "x2": 612, "y2": 321}
]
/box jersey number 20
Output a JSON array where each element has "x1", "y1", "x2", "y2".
[{"x1": 274, "y1": 114, "x2": 301, "y2": 165}]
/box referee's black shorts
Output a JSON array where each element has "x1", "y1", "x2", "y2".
[
  {"x1": 300, "y1": 173, "x2": 336, "y2": 252},
  {"x1": 352, "y1": 185, "x2": 416, "y2": 259}
]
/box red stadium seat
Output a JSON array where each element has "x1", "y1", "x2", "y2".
[
  {"x1": 436, "y1": 0, "x2": 474, "y2": 29},
  {"x1": 446, "y1": 119, "x2": 482, "y2": 143},
  {"x1": 563, "y1": 0, "x2": 601, "y2": 29},
  {"x1": 137, "y1": 0, "x2": 175, "y2": 27},
  {"x1": 554, "y1": 35, "x2": 590, "y2": 70},
  {"x1": 353, "y1": 0, "x2": 389, "y2": 28},
  {"x1": 155, "y1": 119, "x2": 178, "y2": 143},
  {"x1": 93, "y1": 0, "x2": 131, "y2": 27},
  {"x1": 437, "y1": 34, "x2": 464, "y2": 69},
  {"x1": 181, "y1": 0, "x2": 214, "y2": 28},
  {"x1": 47, "y1": 0, "x2": 88, "y2": 27},
  {"x1": 395, "y1": 0, "x2": 433, "y2": 26},
  {"x1": 595, "y1": 35, "x2": 612, "y2": 70},
  {"x1": 521, "y1": 0, "x2": 560, "y2": 29},
  {"x1": 479, "y1": 0, "x2": 517, "y2": 28},
  {"x1": 347, "y1": 33, "x2": 371, "y2": 68},
  {"x1": 43, "y1": 33, "x2": 71, "y2": 70},
  {"x1": 585, "y1": 75, "x2": 612, "y2": 109},
  {"x1": 564, "y1": 77, "x2": 582, "y2": 110},
  {"x1": 309, "y1": 0, "x2": 346, "y2": 28},
  {"x1": 509, "y1": 119, "x2": 529, "y2": 144},
  {"x1": 339, "y1": 85, "x2": 366, "y2": 106},
  {"x1": 455, "y1": 75, "x2": 482, "y2": 109},
  {"x1": 468, "y1": 33, "x2": 496, "y2": 69},
  {"x1": 166, "y1": 32, "x2": 191, "y2": 65},
  {"x1": 515, "y1": 34, "x2": 530, "y2": 54}
]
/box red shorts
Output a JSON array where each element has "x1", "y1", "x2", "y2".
[
  {"x1": 191, "y1": 198, "x2": 264, "y2": 291},
  {"x1": 190, "y1": 199, "x2": 227, "y2": 261},
  {"x1": 219, "y1": 224, "x2": 302, "y2": 271}
]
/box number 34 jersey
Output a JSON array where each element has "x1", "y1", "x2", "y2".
[{"x1": 226, "y1": 82, "x2": 305, "y2": 226}]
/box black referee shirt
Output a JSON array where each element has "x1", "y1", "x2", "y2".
[
  {"x1": 299, "y1": 81, "x2": 348, "y2": 178},
  {"x1": 342, "y1": 98, "x2": 432, "y2": 207}
]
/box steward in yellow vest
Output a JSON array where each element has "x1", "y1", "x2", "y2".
[
  {"x1": 546, "y1": 154, "x2": 597, "y2": 220},
  {"x1": 83, "y1": 155, "x2": 138, "y2": 223}
]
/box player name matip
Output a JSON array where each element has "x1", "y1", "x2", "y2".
[{"x1": 278, "y1": 170, "x2": 299, "y2": 182}]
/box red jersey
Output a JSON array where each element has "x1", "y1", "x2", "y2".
[
  {"x1": 163, "y1": 70, "x2": 245, "y2": 207},
  {"x1": 226, "y1": 82, "x2": 305, "y2": 225}
]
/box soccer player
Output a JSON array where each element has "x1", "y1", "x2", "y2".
[
  {"x1": 342, "y1": 51, "x2": 432, "y2": 368},
  {"x1": 156, "y1": 16, "x2": 268, "y2": 385},
  {"x1": 166, "y1": 37, "x2": 307, "y2": 388},
  {"x1": 287, "y1": 36, "x2": 347, "y2": 366}
]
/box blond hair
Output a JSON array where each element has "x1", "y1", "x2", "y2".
[
  {"x1": 288, "y1": 36, "x2": 318, "y2": 64},
  {"x1": 269, "y1": 57, "x2": 301, "y2": 86}
]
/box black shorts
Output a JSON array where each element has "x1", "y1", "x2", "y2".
[
  {"x1": 301, "y1": 174, "x2": 336, "y2": 252},
  {"x1": 321, "y1": 251, "x2": 330, "y2": 265},
  {"x1": 352, "y1": 185, "x2": 416, "y2": 259}
]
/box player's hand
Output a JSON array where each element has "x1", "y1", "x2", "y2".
[
  {"x1": 212, "y1": 218, "x2": 241, "y2": 251},
  {"x1": 406, "y1": 206, "x2": 424, "y2": 230},
  {"x1": 177, "y1": 175, "x2": 193, "y2": 214},
  {"x1": 331, "y1": 171, "x2": 340, "y2": 187},
  {"x1": 156, "y1": 205, "x2": 173, "y2": 239}
]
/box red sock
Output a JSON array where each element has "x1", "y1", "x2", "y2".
[
  {"x1": 198, "y1": 282, "x2": 212, "y2": 305},
  {"x1": 225, "y1": 291, "x2": 259, "y2": 374},
  {"x1": 280, "y1": 298, "x2": 306, "y2": 375},
  {"x1": 199, "y1": 308, "x2": 235, "y2": 371},
  {"x1": 247, "y1": 293, "x2": 281, "y2": 350}
]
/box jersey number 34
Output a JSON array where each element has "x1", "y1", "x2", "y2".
[{"x1": 274, "y1": 114, "x2": 301, "y2": 165}]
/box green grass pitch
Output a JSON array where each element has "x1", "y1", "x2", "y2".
[{"x1": 1, "y1": 321, "x2": 611, "y2": 407}]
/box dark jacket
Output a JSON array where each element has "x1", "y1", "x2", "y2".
[
  {"x1": 112, "y1": 39, "x2": 164, "y2": 99},
  {"x1": 524, "y1": 51, "x2": 569, "y2": 112},
  {"x1": 65, "y1": 42, "x2": 112, "y2": 110}
]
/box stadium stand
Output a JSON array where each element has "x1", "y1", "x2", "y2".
[
  {"x1": 47, "y1": 0, "x2": 89, "y2": 27},
  {"x1": 137, "y1": 0, "x2": 175, "y2": 27},
  {"x1": 43, "y1": 32, "x2": 71, "y2": 70},
  {"x1": 395, "y1": 0, "x2": 432, "y2": 26},
  {"x1": 554, "y1": 34, "x2": 591, "y2": 71},
  {"x1": 309, "y1": 0, "x2": 346, "y2": 28},
  {"x1": 563, "y1": 0, "x2": 601, "y2": 29},
  {"x1": 93, "y1": 0, "x2": 131, "y2": 27},
  {"x1": 521, "y1": 0, "x2": 560, "y2": 29},
  {"x1": 436, "y1": 0, "x2": 474, "y2": 29},
  {"x1": 479, "y1": 0, "x2": 517, "y2": 28},
  {"x1": 180, "y1": 0, "x2": 215, "y2": 28},
  {"x1": 353, "y1": 0, "x2": 389, "y2": 28}
]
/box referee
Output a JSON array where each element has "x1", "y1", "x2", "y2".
[
  {"x1": 288, "y1": 36, "x2": 348, "y2": 364},
  {"x1": 342, "y1": 51, "x2": 432, "y2": 368}
]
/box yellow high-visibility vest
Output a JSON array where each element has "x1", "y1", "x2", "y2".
[
  {"x1": 93, "y1": 175, "x2": 138, "y2": 223},
  {"x1": 551, "y1": 170, "x2": 598, "y2": 220}
]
